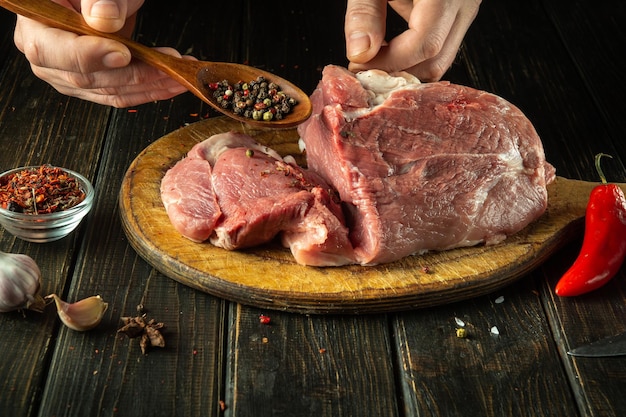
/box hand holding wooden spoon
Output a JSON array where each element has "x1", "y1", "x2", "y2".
[{"x1": 6, "y1": 0, "x2": 311, "y2": 128}]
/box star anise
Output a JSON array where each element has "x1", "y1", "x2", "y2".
[{"x1": 118, "y1": 311, "x2": 165, "y2": 355}]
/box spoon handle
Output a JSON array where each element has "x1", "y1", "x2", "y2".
[{"x1": 0, "y1": 0, "x2": 183, "y2": 75}]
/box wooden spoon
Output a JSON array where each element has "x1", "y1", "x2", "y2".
[{"x1": 0, "y1": 0, "x2": 312, "y2": 129}]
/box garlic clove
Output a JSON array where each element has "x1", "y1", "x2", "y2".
[
  {"x1": 0, "y1": 251, "x2": 45, "y2": 313},
  {"x1": 46, "y1": 294, "x2": 108, "y2": 331}
]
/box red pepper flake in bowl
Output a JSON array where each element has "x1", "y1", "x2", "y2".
[{"x1": 0, "y1": 165, "x2": 86, "y2": 215}]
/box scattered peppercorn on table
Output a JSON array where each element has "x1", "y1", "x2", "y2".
[{"x1": 1, "y1": 1, "x2": 626, "y2": 417}]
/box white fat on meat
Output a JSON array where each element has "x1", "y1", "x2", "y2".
[
  {"x1": 188, "y1": 131, "x2": 284, "y2": 164},
  {"x1": 355, "y1": 69, "x2": 421, "y2": 105},
  {"x1": 343, "y1": 70, "x2": 422, "y2": 120}
]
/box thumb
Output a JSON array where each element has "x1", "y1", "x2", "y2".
[
  {"x1": 345, "y1": 0, "x2": 387, "y2": 63},
  {"x1": 81, "y1": 0, "x2": 140, "y2": 33}
]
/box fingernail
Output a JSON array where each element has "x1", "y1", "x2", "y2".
[
  {"x1": 90, "y1": 0, "x2": 121, "y2": 19},
  {"x1": 347, "y1": 31, "x2": 371, "y2": 58},
  {"x1": 102, "y1": 51, "x2": 127, "y2": 68}
]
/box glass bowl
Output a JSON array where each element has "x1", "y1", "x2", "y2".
[{"x1": 0, "y1": 166, "x2": 94, "y2": 243}]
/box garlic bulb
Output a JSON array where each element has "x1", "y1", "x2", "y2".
[
  {"x1": 0, "y1": 251, "x2": 45, "y2": 313},
  {"x1": 46, "y1": 294, "x2": 108, "y2": 331}
]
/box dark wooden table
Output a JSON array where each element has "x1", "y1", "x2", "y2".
[{"x1": 1, "y1": 1, "x2": 625, "y2": 416}]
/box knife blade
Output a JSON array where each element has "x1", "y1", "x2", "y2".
[{"x1": 568, "y1": 332, "x2": 626, "y2": 357}]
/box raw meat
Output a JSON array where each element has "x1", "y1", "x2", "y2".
[
  {"x1": 160, "y1": 132, "x2": 355, "y2": 266},
  {"x1": 297, "y1": 65, "x2": 555, "y2": 265},
  {"x1": 160, "y1": 157, "x2": 220, "y2": 243}
]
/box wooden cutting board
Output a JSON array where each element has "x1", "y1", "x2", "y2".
[{"x1": 118, "y1": 117, "x2": 624, "y2": 314}]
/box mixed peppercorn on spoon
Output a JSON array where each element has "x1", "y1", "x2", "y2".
[{"x1": 0, "y1": 0, "x2": 312, "y2": 129}]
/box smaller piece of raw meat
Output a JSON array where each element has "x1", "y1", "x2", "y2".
[{"x1": 161, "y1": 132, "x2": 355, "y2": 266}]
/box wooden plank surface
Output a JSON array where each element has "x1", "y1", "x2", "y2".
[
  {"x1": 226, "y1": 306, "x2": 398, "y2": 416},
  {"x1": 0, "y1": 10, "x2": 111, "y2": 417},
  {"x1": 452, "y1": 1, "x2": 626, "y2": 416},
  {"x1": 0, "y1": 2, "x2": 238, "y2": 416},
  {"x1": 394, "y1": 277, "x2": 577, "y2": 417},
  {"x1": 536, "y1": 1, "x2": 626, "y2": 416},
  {"x1": 35, "y1": 102, "x2": 228, "y2": 416}
]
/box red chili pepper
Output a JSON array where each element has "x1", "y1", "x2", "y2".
[{"x1": 555, "y1": 154, "x2": 626, "y2": 296}]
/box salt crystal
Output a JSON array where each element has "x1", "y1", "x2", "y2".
[
  {"x1": 490, "y1": 326, "x2": 500, "y2": 335},
  {"x1": 495, "y1": 296, "x2": 505, "y2": 304},
  {"x1": 454, "y1": 317, "x2": 465, "y2": 327}
]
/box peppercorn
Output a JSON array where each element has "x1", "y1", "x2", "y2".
[
  {"x1": 204, "y1": 75, "x2": 298, "y2": 122},
  {"x1": 6, "y1": 200, "x2": 22, "y2": 212}
]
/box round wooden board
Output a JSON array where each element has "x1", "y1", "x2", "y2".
[{"x1": 118, "y1": 117, "x2": 609, "y2": 314}]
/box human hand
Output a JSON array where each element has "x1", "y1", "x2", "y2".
[
  {"x1": 13, "y1": 0, "x2": 189, "y2": 107},
  {"x1": 345, "y1": 0, "x2": 481, "y2": 81}
]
